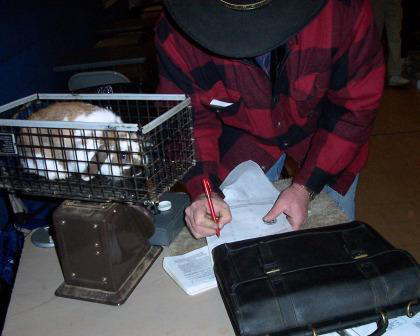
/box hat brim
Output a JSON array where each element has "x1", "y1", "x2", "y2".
[{"x1": 164, "y1": 0, "x2": 327, "y2": 58}]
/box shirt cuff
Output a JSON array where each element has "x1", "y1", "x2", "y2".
[
  {"x1": 182, "y1": 162, "x2": 223, "y2": 200},
  {"x1": 293, "y1": 166, "x2": 332, "y2": 194}
]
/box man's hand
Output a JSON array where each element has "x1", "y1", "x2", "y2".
[
  {"x1": 185, "y1": 192, "x2": 232, "y2": 238},
  {"x1": 263, "y1": 183, "x2": 310, "y2": 230}
]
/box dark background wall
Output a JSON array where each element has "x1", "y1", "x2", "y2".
[{"x1": 0, "y1": 0, "x2": 103, "y2": 106}]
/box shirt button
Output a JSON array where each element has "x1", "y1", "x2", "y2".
[
  {"x1": 260, "y1": 165, "x2": 266, "y2": 171},
  {"x1": 277, "y1": 121, "x2": 281, "y2": 127},
  {"x1": 283, "y1": 141, "x2": 289, "y2": 148}
]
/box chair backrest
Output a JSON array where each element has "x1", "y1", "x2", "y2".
[{"x1": 68, "y1": 71, "x2": 130, "y2": 92}]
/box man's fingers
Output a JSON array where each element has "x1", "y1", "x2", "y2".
[
  {"x1": 217, "y1": 207, "x2": 232, "y2": 228},
  {"x1": 185, "y1": 215, "x2": 218, "y2": 238},
  {"x1": 194, "y1": 207, "x2": 218, "y2": 229},
  {"x1": 263, "y1": 200, "x2": 286, "y2": 223}
]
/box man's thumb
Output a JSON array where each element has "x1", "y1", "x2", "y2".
[{"x1": 263, "y1": 202, "x2": 285, "y2": 223}]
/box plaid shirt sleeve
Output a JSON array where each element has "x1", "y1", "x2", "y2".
[
  {"x1": 293, "y1": 0, "x2": 385, "y2": 193},
  {"x1": 154, "y1": 16, "x2": 224, "y2": 199}
]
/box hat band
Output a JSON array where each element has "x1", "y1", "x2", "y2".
[{"x1": 218, "y1": 0, "x2": 272, "y2": 11}]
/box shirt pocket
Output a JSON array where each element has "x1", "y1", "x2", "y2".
[
  {"x1": 201, "y1": 88, "x2": 240, "y2": 106},
  {"x1": 210, "y1": 100, "x2": 241, "y2": 116},
  {"x1": 201, "y1": 92, "x2": 242, "y2": 117},
  {"x1": 290, "y1": 71, "x2": 329, "y2": 116}
]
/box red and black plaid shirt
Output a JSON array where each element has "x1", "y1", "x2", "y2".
[{"x1": 155, "y1": 0, "x2": 385, "y2": 200}]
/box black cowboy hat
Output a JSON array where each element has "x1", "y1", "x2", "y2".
[{"x1": 164, "y1": 0, "x2": 327, "y2": 58}]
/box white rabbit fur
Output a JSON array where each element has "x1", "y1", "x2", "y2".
[{"x1": 18, "y1": 102, "x2": 146, "y2": 181}]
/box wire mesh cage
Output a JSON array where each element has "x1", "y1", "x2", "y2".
[{"x1": 0, "y1": 93, "x2": 195, "y2": 205}]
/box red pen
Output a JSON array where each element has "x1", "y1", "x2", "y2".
[{"x1": 201, "y1": 177, "x2": 220, "y2": 237}]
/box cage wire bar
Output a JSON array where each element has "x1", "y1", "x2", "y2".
[{"x1": 0, "y1": 94, "x2": 195, "y2": 205}]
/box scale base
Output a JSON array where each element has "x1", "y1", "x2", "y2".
[{"x1": 55, "y1": 245, "x2": 162, "y2": 305}]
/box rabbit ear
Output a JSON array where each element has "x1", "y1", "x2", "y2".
[{"x1": 86, "y1": 144, "x2": 109, "y2": 176}]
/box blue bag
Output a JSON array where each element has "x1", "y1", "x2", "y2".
[
  {"x1": 0, "y1": 225, "x2": 23, "y2": 286},
  {"x1": 0, "y1": 195, "x2": 58, "y2": 285}
]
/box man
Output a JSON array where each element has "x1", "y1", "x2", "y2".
[
  {"x1": 155, "y1": 0, "x2": 384, "y2": 238},
  {"x1": 371, "y1": 0, "x2": 410, "y2": 86}
]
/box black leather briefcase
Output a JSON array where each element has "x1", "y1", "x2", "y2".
[{"x1": 212, "y1": 221, "x2": 420, "y2": 336}]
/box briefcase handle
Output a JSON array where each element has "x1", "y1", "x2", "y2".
[
  {"x1": 312, "y1": 311, "x2": 388, "y2": 336},
  {"x1": 362, "y1": 312, "x2": 388, "y2": 336}
]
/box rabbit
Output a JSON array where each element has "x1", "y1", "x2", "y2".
[
  {"x1": 17, "y1": 102, "x2": 148, "y2": 181},
  {"x1": 83, "y1": 128, "x2": 150, "y2": 181}
]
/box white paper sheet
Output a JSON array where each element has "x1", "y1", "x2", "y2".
[
  {"x1": 207, "y1": 161, "x2": 292, "y2": 255},
  {"x1": 295, "y1": 313, "x2": 420, "y2": 336},
  {"x1": 346, "y1": 313, "x2": 420, "y2": 336},
  {"x1": 220, "y1": 160, "x2": 280, "y2": 202},
  {"x1": 209, "y1": 99, "x2": 233, "y2": 107}
]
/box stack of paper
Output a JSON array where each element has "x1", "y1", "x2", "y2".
[{"x1": 162, "y1": 246, "x2": 217, "y2": 295}]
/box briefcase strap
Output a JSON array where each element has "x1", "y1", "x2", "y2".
[
  {"x1": 358, "y1": 261, "x2": 388, "y2": 310},
  {"x1": 257, "y1": 241, "x2": 281, "y2": 274}
]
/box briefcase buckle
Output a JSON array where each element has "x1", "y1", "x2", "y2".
[
  {"x1": 265, "y1": 268, "x2": 280, "y2": 275},
  {"x1": 353, "y1": 252, "x2": 368, "y2": 259}
]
